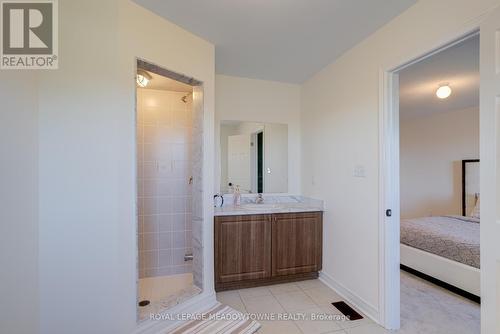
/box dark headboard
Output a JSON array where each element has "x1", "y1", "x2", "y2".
[{"x1": 462, "y1": 159, "x2": 480, "y2": 216}]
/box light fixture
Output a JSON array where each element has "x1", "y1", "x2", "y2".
[
  {"x1": 136, "y1": 70, "x2": 152, "y2": 88},
  {"x1": 436, "y1": 84, "x2": 452, "y2": 99}
]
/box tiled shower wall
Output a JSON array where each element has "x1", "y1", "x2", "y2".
[{"x1": 137, "y1": 89, "x2": 193, "y2": 278}]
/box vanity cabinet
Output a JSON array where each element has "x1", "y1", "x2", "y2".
[
  {"x1": 214, "y1": 214, "x2": 272, "y2": 283},
  {"x1": 215, "y1": 211, "x2": 322, "y2": 291},
  {"x1": 272, "y1": 212, "x2": 323, "y2": 276}
]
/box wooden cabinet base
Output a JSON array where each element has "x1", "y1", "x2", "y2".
[
  {"x1": 215, "y1": 212, "x2": 323, "y2": 292},
  {"x1": 215, "y1": 272, "x2": 319, "y2": 292}
]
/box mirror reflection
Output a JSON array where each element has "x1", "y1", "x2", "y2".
[{"x1": 220, "y1": 121, "x2": 288, "y2": 194}]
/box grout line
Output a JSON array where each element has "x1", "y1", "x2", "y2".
[
  {"x1": 235, "y1": 287, "x2": 305, "y2": 334},
  {"x1": 269, "y1": 289, "x2": 305, "y2": 334},
  {"x1": 235, "y1": 293, "x2": 248, "y2": 313},
  {"x1": 268, "y1": 281, "x2": 300, "y2": 293}
]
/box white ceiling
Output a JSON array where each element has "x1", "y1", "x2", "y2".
[
  {"x1": 399, "y1": 35, "x2": 479, "y2": 120},
  {"x1": 143, "y1": 71, "x2": 193, "y2": 92},
  {"x1": 134, "y1": 0, "x2": 416, "y2": 83}
]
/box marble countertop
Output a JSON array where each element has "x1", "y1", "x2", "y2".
[{"x1": 214, "y1": 195, "x2": 323, "y2": 216}]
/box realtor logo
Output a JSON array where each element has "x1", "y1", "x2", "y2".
[{"x1": 1, "y1": 0, "x2": 58, "y2": 69}]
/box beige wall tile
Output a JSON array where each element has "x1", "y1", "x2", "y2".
[{"x1": 137, "y1": 89, "x2": 195, "y2": 278}]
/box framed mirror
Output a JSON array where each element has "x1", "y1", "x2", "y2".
[{"x1": 220, "y1": 121, "x2": 288, "y2": 194}]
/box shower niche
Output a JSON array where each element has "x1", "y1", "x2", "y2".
[{"x1": 135, "y1": 60, "x2": 204, "y2": 321}]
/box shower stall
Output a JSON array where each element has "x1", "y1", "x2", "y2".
[{"x1": 135, "y1": 60, "x2": 204, "y2": 321}]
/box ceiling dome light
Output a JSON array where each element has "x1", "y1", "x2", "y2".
[
  {"x1": 136, "y1": 70, "x2": 152, "y2": 88},
  {"x1": 436, "y1": 85, "x2": 452, "y2": 99}
]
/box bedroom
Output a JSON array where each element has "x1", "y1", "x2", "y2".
[{"x1": 398, "y1": 34, "x2": 480, "y2": 332}]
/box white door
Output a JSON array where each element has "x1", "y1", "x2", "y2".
[
  {"x1": 227, "y1": 134, "x2": 251, "y2": 192},
  {"x1": 480, "y1": 6, "x2": 500, "y2": 333}
]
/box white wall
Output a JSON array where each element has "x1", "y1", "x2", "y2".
[
  {"x1": 400, "y1": 107, "x2": 479, "y2": 218},
  {"x1": 0, "y1": 72, "x2": 39, "y2": 334},
  {"x1": 215, "y1": 74, "x2": 301, "y2": 194},
  {"x1": 301, "y1": 0, "x2": 500, "y2": 327},
  {"x1": 36, "y1": 1, "x2": 215, "y2": 333}
]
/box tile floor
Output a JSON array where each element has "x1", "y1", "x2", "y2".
[{"x1": 216, "y1": 270, "x2": 480, "y2": 334}]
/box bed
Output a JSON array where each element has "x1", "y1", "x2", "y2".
[{"x1": 400, "y1": 160, "x2": 480, "y2": 299}]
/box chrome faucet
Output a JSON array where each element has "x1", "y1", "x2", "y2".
[{"x1": 255, "y1": 193, "x2": 264, "y2": 204}]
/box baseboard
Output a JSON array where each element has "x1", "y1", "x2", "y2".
[
  {"x1": 400, "y1": 264, "x2": 480, "y2": 304},
  {"x1": 133, "y1": 290, "x2": 218, "y2": 334},
  {"x1": 319, "y1": 271, "x2": 380, "y2": 324}
]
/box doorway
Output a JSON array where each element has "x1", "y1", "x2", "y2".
[
  {"x1": 250, "y1": 130, "x2": 264, "y2": 194},
  {"x1": 135, "y1": 59, "x2": 205, "y2": 322},
  {"x1": 380, "y1": 31, "x2": 482, "y2": 331},
  {"x1": 256, "y1": 131, "x2": 264, "y2": 193},
  {"x1": 399, "y1": 34, "x2": 480, "y2": 332}
]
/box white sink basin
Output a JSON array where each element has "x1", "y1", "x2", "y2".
[{"x1": 241, "y1": 204, "x2": 280, "y2": 210}]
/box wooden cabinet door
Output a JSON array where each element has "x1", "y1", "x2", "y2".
[
  {"x1": 272, "y1": 212, "x2": 322, "y2": 276},
  {"x1": 215, "y1": 214, "x2": 272, "y2": 283}
]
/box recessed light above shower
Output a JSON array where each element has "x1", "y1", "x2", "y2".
[{"x1": 136, "y1": 69, "x2": 152, "y2": 88}]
